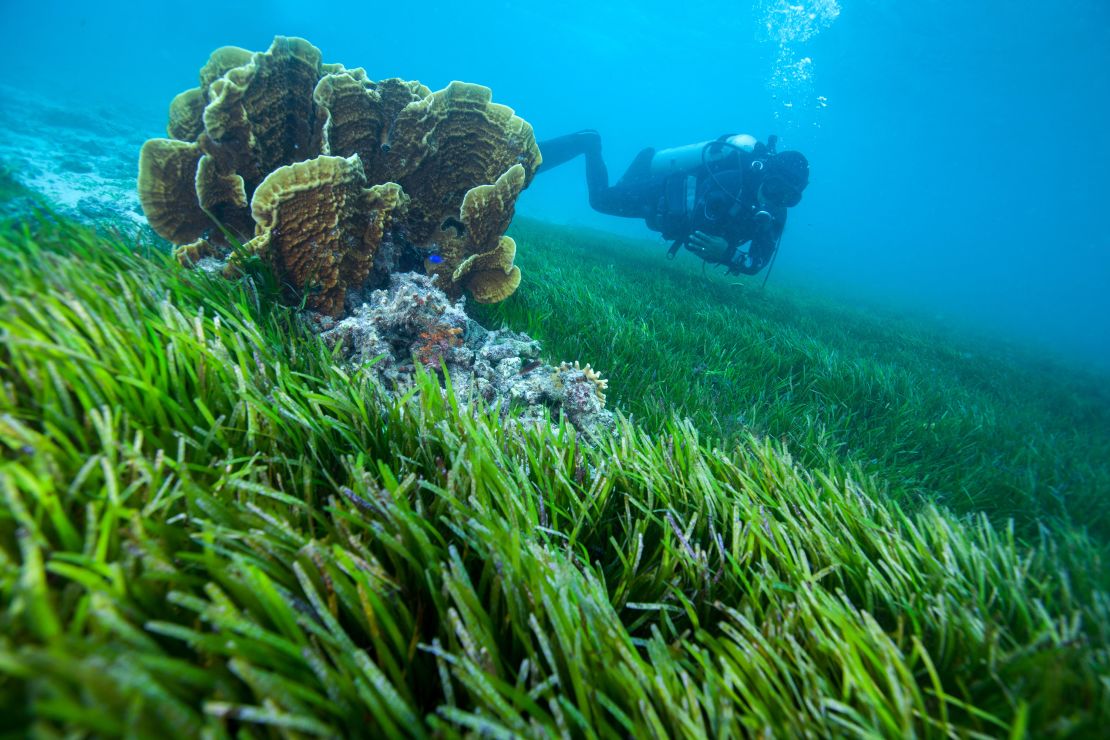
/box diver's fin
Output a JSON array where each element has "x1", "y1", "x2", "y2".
[{"x1": 536, "y1": 130, "x2": 602, "y2": 174}]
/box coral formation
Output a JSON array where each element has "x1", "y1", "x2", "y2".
[
  {"x1": 135, "y1": 38, "x2": 605, "y2": 433},
  {"x1": 319, "y1": 272, "x2": 615, "y2": 440},
  {"x1": 239, "y1": 155, "x2": 407, "y2": 316},
  {"x1": 138, "y1": 36, "x2": 540, "y2": 312},
  {"x1": 311, "y1": 70, "x2": 430, "y2": 181},
  {"x1": 556, "y1": 360, "x2": 609, "y2": 407},
  {"x1": 167, "y1": 89, "x2": 206, "y2": 142},
  {"x1": 444, "y1": 164, "x2": 527, "y2": 303},
  {"x1": 201, "y1": 36, "x2": 323, "y2": 197},
  {"x1": 167, "y1": 46, "x2": 253, "y2": 141},
  {"x1": 174, "y1": 237, "x2": 219, "y2": 266},
  {"x1": 137, "y1": 139, "x2": 208, "y2": 243},
  {"x1": 381, "y1": 82, "x2": 539, "y2": 301}
]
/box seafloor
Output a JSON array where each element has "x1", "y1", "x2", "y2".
[
  {"x1": 1, "y1": 82, "x2": 1109, "y2": 737},
  {"x1": 0, "y1": 85, "x2": 152, "y2": 232}
]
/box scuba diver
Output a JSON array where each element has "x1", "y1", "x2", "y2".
[{"x1": 534, "y1": 130, "x2": 809, "y2": 276}]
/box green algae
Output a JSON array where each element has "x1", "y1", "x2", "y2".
[
  {"x1": 0, "y1": 213, "x2": 1107, "y2": 737},
  {"x1": 482, "y1": 218, "x2": 1110, "y2": 546}
]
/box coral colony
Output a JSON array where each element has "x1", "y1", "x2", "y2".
[
  {"x1": 140, "y1": 36, "x2": 536, "y2": 314},
  {"x1": 139, "y1": 36, "x2": 611, "y2": 438}
]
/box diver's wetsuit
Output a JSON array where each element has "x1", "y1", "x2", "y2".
[{"x1": 536, "y1": 130, "x2": 787, "y2": 275}]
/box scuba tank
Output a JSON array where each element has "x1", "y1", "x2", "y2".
[
  {"x1": 649, "y1": 133, "x2": 758, "y2": 176},
  {"x1": 654, "y1": 133, "x2": 762, "y2": 241},
  {"x1": 656, "y1": 133, "x2": 781, "y2": 271}
]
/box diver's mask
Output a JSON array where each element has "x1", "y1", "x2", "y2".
[
  {"x1": 759, "y1": 150, "x2": 809, "y2": 208},
  {"x1": 758, "y1": 175, "x2": 803, "y2": 208}
]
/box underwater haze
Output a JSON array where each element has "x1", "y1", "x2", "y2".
[
  {"x1": 1, "y1": 0, "x2": 1108, "y2": 369},
  {"x1": 7, "y1": 2, "x2": 1110, "y2": 735},
  {"x1": 2, "y1": 0, "x2": 1110, "y2": 370}
]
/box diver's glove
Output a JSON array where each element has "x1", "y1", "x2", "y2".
[{"x1": 687, "y1": 230, "x2": 730, "y2": 262}]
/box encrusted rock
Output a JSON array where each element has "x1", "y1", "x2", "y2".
[{"x1": 321, "y1": 272, "x2": 614, "y2": 440}]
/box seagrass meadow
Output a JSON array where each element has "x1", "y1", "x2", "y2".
[{"x1": 2, "y1": 198, "x2": 1110, "y2": 736}]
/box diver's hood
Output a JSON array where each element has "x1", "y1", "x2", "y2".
[
  {"x1": 768, "y1": 150, "x2": 810, "y2": 192},
  {"x1": 757, "y1": 150, "x2": 809, "y2": 208}
]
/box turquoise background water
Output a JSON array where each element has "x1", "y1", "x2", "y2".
[{"x1": 1, "y1": 0, "x2": 1107, "y2": 369}]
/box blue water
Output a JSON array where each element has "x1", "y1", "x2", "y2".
[{"x1": 2, "y1": 0, "x2": 1108, "y2": 369}]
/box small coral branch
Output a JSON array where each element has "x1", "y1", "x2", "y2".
[{"x1": 557, "y1": 360, "x2": 609, "y2": 406}]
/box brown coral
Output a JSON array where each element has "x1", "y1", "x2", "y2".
[
  {"x1": 452, "y1": 234, "x2": 522, "y2": 304},
  {"x1": 312, "y1": 71, "x2": 430, "y2": 179},
  {"x1": 166, "y1": 46, "x2": 254, "y2": 142},
  {"x1": 140, "y1": 37, "x2": 538, "y2": 311},
  {"x1": 466, "y1": 253, "x2": 521, "y2": 303},
  {"x1": 137, "y1": 139, "x2": 209, "y2": 244},
  {"x1": 199, "y1": 46, "x2": 255, "y2": 90},
  {"x1": 459, "y1": 163, "x2": 527, "y2": 250},
  {"x1": 384, "y1": 82, "x2": 540, "y2": 245},
  {"x1": 167, "y1": 89, "x2": 207, "y2": 142},
  {"x1": 194, "y1": 153, "x2": 252, "y2": 238},
  {"x1": 142, "y1": 38, "x2": 326, "y2": 246},
  {"x1": 442, "y1": 164, "x2": 528, "y2": 302},
  {"x1": 242, "y1": 155, "x2": 407, "y2": 316},
  {"x1": 375, "y1": 78, "x2": 434, "y2": 134},
  {"x1": 174, "y1": 238, "x2": 221, "y2": 266},
  {"x1": 201, "y1": 36, "x2": 324, "y2": 195}
]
